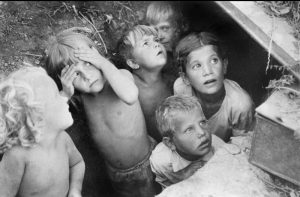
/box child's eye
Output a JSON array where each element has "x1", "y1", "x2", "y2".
[
  {"x1": 199, "y1": 120, "x2": 208, "y2": 128},
  {"x1": 185, "y1": 127, "x2": 193, "y2": 133},
  {"x1": 161, "y1": 26, "x2": 170, "y2": 32},
  {"x1": 192, "y1": 64, "x2": 201, "y2": 69},
  {"x1": 210, "y1": 58, "x2": 219, "y2": 64},
  {"x1": 143, "y1": 42, "x2": 149, "y2": 47}
]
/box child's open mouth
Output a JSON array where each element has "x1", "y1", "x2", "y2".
[
  {"x1": 198, "y1": 139, "x2": 209, "y2": 149},
  {"x1": 204, "y1": 79, "x2": 216, "y2": 85},
  {"x1": 157, "y1": 51, "x2": 163, "y2": 56}
]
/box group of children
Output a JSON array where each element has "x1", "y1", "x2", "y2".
[{"x1": 0, "y1": 1, "x2": 255, "y2": 197}]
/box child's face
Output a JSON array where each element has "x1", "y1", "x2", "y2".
[
  {"x1": 185, "y1": 45, "x2": 227, "y2": 95},
  {"x1": 171, "y1": 109, "x2": 211, "y2": 160},
  {"x1": 131, "y1": 34, "x2": 167, "y2": 70},
  {"x1": 154, "y1": 20, "x2": 177, "y2": 52},
  {"x1": 72, "y1": 40, "x2": 106, "y2": 93},
  {"x1": 73, "y1": 60, "x2": 105, "y2": 94},
  {"x1": 36, "y1": 74, "x2": 73, "y2": 131}
]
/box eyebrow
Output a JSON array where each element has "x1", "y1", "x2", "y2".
[{"x1": 189, "y1": 53, "x2": 218, "y2": 64}]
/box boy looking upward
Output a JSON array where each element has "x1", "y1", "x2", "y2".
[
  {"x1": 150, "y1": 95, "x2": 225, "y2": 189},
  {"x1": 44, "y1": 31, "x2": 156, "y2": 197},
  {"x1": 118, "y1": 25, "x2": 175, "y2": 142}
]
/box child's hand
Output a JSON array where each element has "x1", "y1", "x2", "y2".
[
  {"x1": 60, "y1": 64, "x2": 77, "y2": 99},
  {"x1": 74, "y1": 46, "x2": 108, "y2": 69}
]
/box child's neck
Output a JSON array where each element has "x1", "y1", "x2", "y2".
[
  {"x1": 134, "y1": 68, "x2": 163, "y2": 86},
  {"x1": 195, "y1": 85, "x2": 226, "y2": 104},
  {"x1": 38, "y1": 128, "x2": 61, "y2": 148},
  {"x1": 195, "y1": 85, "x2": 226, "y2": 119}
]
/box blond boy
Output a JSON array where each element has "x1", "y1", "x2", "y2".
[
  {"x1": 43, "y1": 31, "x2": 156, "y2": 197},
  {"x1": 118, "y1": 25, "x2": 175, "y2": 142},
  {"x1": 150, "y1": 95, "x2": 225, "y2": 189}
]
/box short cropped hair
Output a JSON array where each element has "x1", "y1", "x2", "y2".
[
  {"x1": 155, "y1": 95, "x2": 203, "y2": 138},
  {"x1": 118, "y1": 25, "x2": 158, "y2": 61},
  {"x1": 146, "y1": 1, "x2": 181, "y2": 27},
  {"x1": 43, "y1": 31, "x2": 96, "y2": 90},
  {"x1": 0, "y1": 65, "x2": 47, "y2": 153},
  {"x1": 175, "y1": 32, "x2": 227, "y2": 73}
]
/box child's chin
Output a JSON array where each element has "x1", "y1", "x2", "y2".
[{"x1": 65, "y1": 117, "x2": 74, "y2": 129}]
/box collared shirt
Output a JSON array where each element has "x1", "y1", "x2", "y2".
[
  {"x1": 150, "y1": 135, "x2": 225, "y2": 188},
  {"x1": 173, "y1": 78, "x2": 255, "y2": 142}
]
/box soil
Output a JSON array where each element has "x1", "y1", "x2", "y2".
[
  {"x1": 0, "y1": 1, "x2": 148, "y2": 74},
  {"x1": 1, "y1": 1, "x2": 300, "y2": 197},
  {"x1": 0, "y1": 1, "x2": 149, "y2": 197}
]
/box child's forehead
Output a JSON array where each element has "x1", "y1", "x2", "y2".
[{"x1": 73, "y1": 39, "x2": 90, "y2": 49}]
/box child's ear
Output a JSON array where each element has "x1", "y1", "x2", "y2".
[
  {"x1": 126, "y1": 59, "x2": 140, "y2": 70},
  {"x1": 162, "y1": 137, "x2": 176, "y2": 151},
  {"x1": 223, "y1": 58, "x2": 228, "y2": 75},
  {"x1": 180, "y1": 73, "x2": 191, "y2": 86}
]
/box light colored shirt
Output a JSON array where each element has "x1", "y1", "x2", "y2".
[
  {"x1": 150, "y1": 135, "x2": 225, "y2": 188},
  {"x1": 174, "y1": 78, "x2": 255, "y2": 142}
]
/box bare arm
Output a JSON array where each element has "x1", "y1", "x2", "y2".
[
  {"x1": 64, "y1": 132, "x2": 85, "y2": 197},
  {"x1": 0, "y1": 147, "x2": 26, "y2": 197},
  {"x1": 74, "y1": 47, "x2": 138, "y2": 105}
]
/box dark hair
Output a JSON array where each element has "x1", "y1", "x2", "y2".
[{"x1": 174, "y1": 32, "x2": 227, "y2": 73}]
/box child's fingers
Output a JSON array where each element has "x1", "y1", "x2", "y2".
[
  {"x1": 61, "y1": 64, "x2": 76, "y2": 81},
  {"x1": 61, "y1": 64, "x2": 70, "y2": 76},
  {"x1": 64, "y1": 65, "x2": 78, "y2": 82}
]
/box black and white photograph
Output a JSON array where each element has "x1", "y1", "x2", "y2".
[{"x1": 0, "y1": 1, "x2": 299, "y2": 197}]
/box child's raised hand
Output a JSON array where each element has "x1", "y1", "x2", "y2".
[
  {"x1": 60, "y1": 64, "x2": 77, "y2": 99},
  {"x1": 74, "y1": 46, "x2": 108, "y2": 69}
]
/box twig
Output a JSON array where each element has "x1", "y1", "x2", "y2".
[
  {"x1": 266, "y1": 86, "x2": 300, "y2": 95},
  {"x1": 286, "y1": 64, "x2": 300, "y2": 82},
  {"x1": 78, "y1": 12, "x2": 107, "y2": 54},
  {"x1": 61, "y1": 26, "x2": 92, "y2": 34},
  {"x1": 115, "y1": 1, "x2": 134, "y2": 13},
  {"x1": 20, "y1": 52, "x2": 42, "y2": 58}
]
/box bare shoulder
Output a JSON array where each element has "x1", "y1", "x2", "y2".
[
  {"x1": 1, "y1": 146, "x2": 27, "y2": 166},
  {"x1": 58, "y1": 131, "x2": 75, "y2": 148},
  {"x1": 119, "y1": 69, "x2": 134, "y2": 80}
]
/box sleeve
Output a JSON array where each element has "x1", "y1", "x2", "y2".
[
  {"x1": 149, "y1": 146, "x2": 173, "y2": 189},
  {"x1": 231, "y1": 93, "x2": 256, "y2": 136}
]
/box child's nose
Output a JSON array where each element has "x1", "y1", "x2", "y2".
[
  {"x1": 196, "y1": 127, "x2": 206, "y2": 138},
  {"x1": 158, "y1": 31, "x2": 164, "y2": 41},
  {"x1": 202, "y1": 64, "x2": 212, "y2": 76}
]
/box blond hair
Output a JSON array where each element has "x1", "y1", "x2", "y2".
[
  {"x1": 0, "y1": 65, "x2": 46, "y2": 153},
  {"x1": 44, "y1": 31, "x2": 96, "y2": 90},
  {"x1": 146, "y1": 1, "x2": 181, "y2": 26},
  {"x1": 155, "y1": 95, "x2": 204, "y2": 138},
  {"x1": 118, "y1": 25, "x2": 158, "y2": 61}
]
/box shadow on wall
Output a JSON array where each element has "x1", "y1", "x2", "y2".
[{"x1": 180, "y1": 1, "x2": 283, "y2": 107}]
